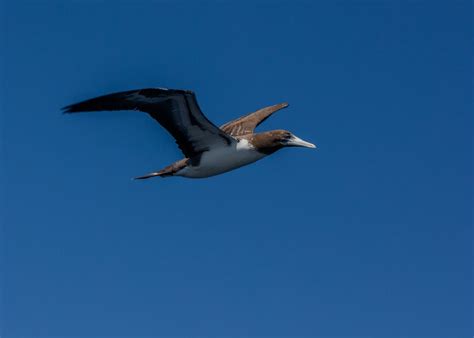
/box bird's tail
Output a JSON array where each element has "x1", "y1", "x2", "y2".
[
  {"x1": 133, "y1": 171, "x2": 170, "y2": 180},
  {"x1": 133, "y1": 159, "x2": 188, "y2": 180}
]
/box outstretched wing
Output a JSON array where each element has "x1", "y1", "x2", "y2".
[
  {"x1": 63, "y1": 88, "x2": 236, "y2": 158},
  {"x1": 220, "y1": 102, "x2": 288, "y2": 137}
]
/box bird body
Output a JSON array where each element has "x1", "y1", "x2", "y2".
[
  {"x1": 63, "y1": 88, "x2": 316, "y2": 179},
  {"x1": 174, "y1": 138, "x2": 265, "y2": 178}
]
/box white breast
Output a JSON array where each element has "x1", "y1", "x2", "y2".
[{"x1": 176, "y1": 139, "x2": 266, "y2": 178}]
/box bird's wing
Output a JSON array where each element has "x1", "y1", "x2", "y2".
[
  {"x1": 220, "y1": 102, "x2": 288, "y2": 136},
  {"x1": 63, "y1": 88, "x2": 236, "y2": 159}
]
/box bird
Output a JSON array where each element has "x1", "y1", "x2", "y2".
[{"x1": 63, "y1": 88, "x2": 316, "y2": 179}]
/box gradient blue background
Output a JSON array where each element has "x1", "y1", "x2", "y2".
[{"x1": 1, "y1": 1, "x2": 472, "y2": 337}]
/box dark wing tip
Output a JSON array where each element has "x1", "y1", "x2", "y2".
[
  {"x1": 61, "y1": 104, "x2": 76, "y2": 114},
  {"x1": 61, "y1": 102, "x2": 90, "y2": 114},
  {"x1": 61, "y1": 87, "x2": 195, "y2": 114}
]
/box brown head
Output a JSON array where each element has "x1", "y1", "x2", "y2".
[{"x1": 249, "y1": 130, "x2": 316, "y2": 155}]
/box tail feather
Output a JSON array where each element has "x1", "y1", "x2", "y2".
[
  {"x1": 133, "y1": 158, "x2": 188, "y2": 181},
  {"x1": 133, "y1": 172, "x2": 166, "y2": 180}
]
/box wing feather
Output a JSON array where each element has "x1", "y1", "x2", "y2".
[
  {"x1": 220, "y1": 102, "x2": 288, "y2": 136},
  {"x1": 63, "y1": 88, "x2": 236, "y2": 158}
]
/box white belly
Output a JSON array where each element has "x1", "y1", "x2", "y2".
[{"x1": 175, "y1": 139, "x2": 266, "y2": 178}]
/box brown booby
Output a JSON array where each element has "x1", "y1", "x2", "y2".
[{"x1": 63, "y1": 88, "x2": 316, "y2": 179}]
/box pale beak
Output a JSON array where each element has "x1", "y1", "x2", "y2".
[{"x1": 288, "y1": 135, "x2": 316, "y2": 148}]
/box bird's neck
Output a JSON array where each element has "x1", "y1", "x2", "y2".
[{"x1": 246, "y1": 132, "x2": 283, "y2": 155}]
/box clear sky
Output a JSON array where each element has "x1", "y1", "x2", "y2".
[{"x1": 1, "y1": 0, "x2": 472, "y2": 337}]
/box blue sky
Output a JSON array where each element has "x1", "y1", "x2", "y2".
[{"x1": 1, "y1": 0, "x2": 472, "y2": 337}]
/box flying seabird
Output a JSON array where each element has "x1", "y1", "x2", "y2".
[{"x1": 63, "y1": 88, "x2": 316, "y2": 179}]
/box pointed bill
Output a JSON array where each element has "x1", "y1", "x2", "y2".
[{"x1": 288, "y1": 135, "x2": 316, "y2": 148}]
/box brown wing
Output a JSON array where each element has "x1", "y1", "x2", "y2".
[
  {"x1": 63, "y1": 88, "x2": 236, "y2": 159},
  {"x1": 220, "y1": 102, "x2": 289, "y2": 136}
]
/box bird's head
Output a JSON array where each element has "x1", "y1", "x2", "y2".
[{"x1": 251, "y1": 130, "x2": 316, "y2": 155}]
